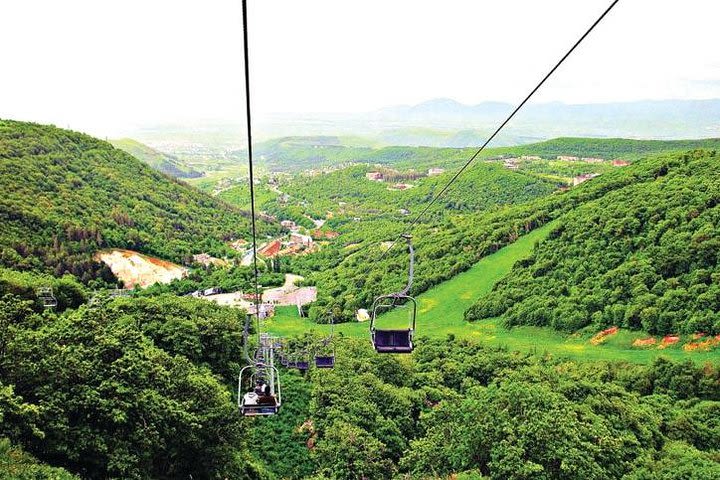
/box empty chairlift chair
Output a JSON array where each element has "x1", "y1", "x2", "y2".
[
  {"x1": 370, "y1": 294, "x2": 417, "y2": 353},
  {"x1": 315, "y1": 353, "x2": 335, "y2": 368},
  {"x1": 295, "y1": 351, "x2": 310, "y2": 371},
  {"x1": 369, "y1": 234, "x2": 418, "y2": 354},
  {"x1": 314, "y1": 315, "x2": 336, "y2": 368},
  {"x1": 36, "y1": 287, "x2": 58, "y2": 309},
  {"x1": 287, "y1": 350, "x2": 309, "y2": 371}
]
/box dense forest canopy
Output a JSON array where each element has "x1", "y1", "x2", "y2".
[
  {"x1": 1, "y1": 121, "x2": 719, "y2": 478},
  {"x1": 0, "y1": 120, "x2": 278, "y2": 283},
  {"x1": 467, "y1": 149, "x2": 720, "y2": 336},
  {"x1": 2, "y1": 293, "x2": 719, "y2": 478}
]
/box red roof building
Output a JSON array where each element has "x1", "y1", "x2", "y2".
[{"x1": 258, "y1": 240, "x2": 282, "y2": 257}]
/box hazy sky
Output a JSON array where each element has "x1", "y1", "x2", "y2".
[{"x1": 1, "y1": 0, "x2": 719, "y2": 136}]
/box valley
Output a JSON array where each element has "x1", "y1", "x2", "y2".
[
  {"x1": 4, "y1": 0, "x2": 720, "y2": 475},
  {"x1": 1, "y1": 120, "x2": 719, "y2": 479}
]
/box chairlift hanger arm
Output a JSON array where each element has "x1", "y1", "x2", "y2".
[{"x1": 389, "y1": 234, "x2": 414, "y2": 297}]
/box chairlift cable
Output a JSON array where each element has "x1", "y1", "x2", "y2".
[
  {"x1": 376, "y1": 0, "x2": 620, "y2": 262},
  {"x1": 241, "y1": 0, "x2": 262, "y2": 343}
]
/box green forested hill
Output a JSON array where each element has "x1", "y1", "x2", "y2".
[
  {"x1": 292, "y1": 145, "x2": 720, "y2": 327},
  {"x1": 110, "y1": 138, "x2": 202, "y2": 178},
  {"x1": 251, "y1": 135, "x2": 720, "y2": 173},
  {"x1": 2, "y1": 124, "x2": 720, "y2": 478},
  {"x1": 498, "y1": 136, "x2": 720, "y2": 160},
  {"x1": 0, "y1": 120, "x2": 275, "y2": 282},
  {"x1": 467, "y1": 149, "x2": 720, "y2": 335},
  {"x1": 226, "y1": 162, "x2": 558, "y2": 221}
]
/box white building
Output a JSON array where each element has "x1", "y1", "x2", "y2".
[{"x1": 290, "y1": 233, "x2": 313, "y2": 247}]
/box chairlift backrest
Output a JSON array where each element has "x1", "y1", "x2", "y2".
[{"x1": 315, "y1": 355, "x2": 335, "y2": 368}]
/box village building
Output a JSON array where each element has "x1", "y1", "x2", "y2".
[
  {"x1": 290, "y1": 233, "x2": 313, "y2": 247},
  {"x1": 520, "y1": 155, "x2": 542, "y2": 160},
  {"x1": 258, "y1": 240, "x2": 282, "y2": 257},
  {"x1": 581, "y1": 157, "x2": 605, "y2": 163},
  {"x1": 557, "y1": 155, "x2": 580, "y2": 161},
  {"x1": 262, "y1": 286, "x2": 317, "y2": 307},
  {"x1": 427, "y1": 167, "x2": 445, "y2": 176},
  {"x1": 503, "y1": 158, "x2": 520, "y2": 170},
  {"x1": 247, "y1": 302, "x2": 275, "y2": 319},
  {"x1": 203, "y1": 287, "x2": 222, "y2": 296},
  {"x1": 612, "y1": 159, "x2": 630, "y2": 167},
  {"x1": 192, "y1": 253, "x2": 227, "y2": 267},
  {"x1": 399, "y1": 208, "x2": 410, "y2": 215},
  {"x1": 389, "y1": 183, "x2": 413, "y2": 190},
  {"x1": 280, "y1": 220, "x2": 297, "y2": 230},
  {"x1": 366, "y1": 171, "x2": 384, "y2": 181}
]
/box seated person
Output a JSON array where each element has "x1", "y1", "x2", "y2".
[
  {"x1": 243, "y1": 391, "x2": 259, "y2": 406},
  {"x1": 257, "y1": 385, "x2": 277, "y2": 406}
]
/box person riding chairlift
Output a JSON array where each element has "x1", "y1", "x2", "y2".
[
  {"x1": 258, "y1": 384, "x2": 277, "y2": 406},
  {"x1": 243, "y1": 381, "x2": 266, "y2": 406},
  {"x1": 243, "y1": 390, "x2": 258, "y2": 406}
]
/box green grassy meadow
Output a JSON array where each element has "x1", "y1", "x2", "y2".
[{"x1": 265, "y1": 225, "x2": 720, "y2": 364}]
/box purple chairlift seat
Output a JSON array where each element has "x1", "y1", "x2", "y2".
[
  {"x1": 372, "y1": 328, "x2": 414, "y2": 353},
  {"x1": 315, "y1": 355, "x2": 335, "y2": 368}
]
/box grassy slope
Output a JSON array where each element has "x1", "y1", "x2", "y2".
[{"x1": 266, "y1": 225, "x2": 720, "y2": 363}]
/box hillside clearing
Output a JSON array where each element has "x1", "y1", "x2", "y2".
[{"x1": 95, "y1": 249, "x2": 187, "y2": 288}]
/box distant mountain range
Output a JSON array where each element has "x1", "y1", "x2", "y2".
[
  {"x1": 126, "y1": 98, "x2": 720, "y2": 152},
  {"x1": 254, "y1": 98, "x2": 720, "y2": 147}
]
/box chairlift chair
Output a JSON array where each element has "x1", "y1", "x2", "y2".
[
  {"x1": 36, "y1": 287, "x2": 58, "y2": 308},
  {"x1": 275, "y1": 340, "x2": 289, "y2": 366},
  {"x1": 315, "y1": 354, "x2": 335, "y2": 368},
  {"x1": 369, "y1": 233, "x2": 418, "y2": 354},
  {"x1": 314, "y1": 314, "x2": 336, "y2": 368},
  {"x1": 238, "y1": 364, "x2": 281, "y2": 416},
  {"x1": 370, "y1": 294, "x2": 417, "y2": 353},
  {"x1": 287, "y1": 350, "x2": 309, "y2": 371}
]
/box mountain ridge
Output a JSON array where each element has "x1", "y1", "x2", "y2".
[{"x1": 0, "y1": 120, "x2": 275, "y2": 283}]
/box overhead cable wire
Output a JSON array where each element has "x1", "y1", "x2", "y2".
[
  {"x1": 376, "y1": 0, "x2": 621, "y2": 261},
  {"x1": 241, "y1": 0, "x2": 262, "y2": 345}
]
